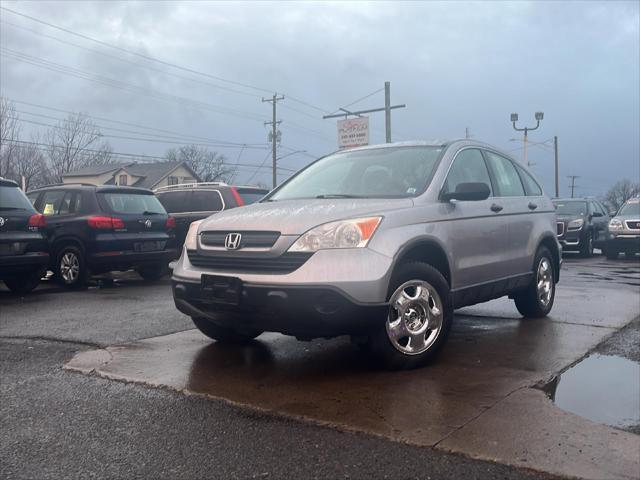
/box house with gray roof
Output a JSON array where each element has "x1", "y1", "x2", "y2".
[{"x1": 62, "y1": 161, "x2": 200, "y2": 189}]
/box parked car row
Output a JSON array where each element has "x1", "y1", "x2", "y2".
[
  {"x1": 552, "y1": 196, "x2": 639, "y2": 259},
  {"x1": 0, "y1": 179, "x2": 268, "y2": 293}
]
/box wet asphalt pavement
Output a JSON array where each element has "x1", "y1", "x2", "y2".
[{"x1": 1, "y1": 255, "x2": 639, "y2": 479}]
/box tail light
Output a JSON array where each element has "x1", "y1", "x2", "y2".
[
  {"x1": 28, "y1": 213, "x2": 46, "y2": 228},
  {"x1": 88, "y1": 216, "x2": 125, "y2": 230},
  {"x1": 166, "y1": 216, "x2": 176, "y2": 229},
  {"x1": 230, "y1": 187, "x2": 245, "y2": 207}
]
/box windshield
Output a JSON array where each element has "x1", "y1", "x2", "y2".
[
  {"x1": 618, "y1": 202, "x2": 640, "y2": 216},
  {"x1": 553, "y1": 201, "x2": 587, "y2": 216},
  {"x1": 268, "y1": 146, "x2": 444, "y2": 201},
  {"x1": 98, "y1": 192, "x2": 166, "y2": 215},
  {"x1": 0, "y1": 186, "x2": 35, "y2": 211}
]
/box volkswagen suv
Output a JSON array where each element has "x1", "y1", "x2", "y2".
[{"x1": 171, "y1": 140, "x2": 561, "y2": 369}]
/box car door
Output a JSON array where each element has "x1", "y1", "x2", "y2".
[
  {"x1": 589, "y1": 201, "x2": 608, "y2": 247},
  {"x1": 441, "y1": 148, "x2": 506, "y2": 288},
  {"x1": 38, "y1": 190, "x2": 79, "y2": 247},
  {"x1": 483, "y1": 150, "x2": 531, "y2": 278}
]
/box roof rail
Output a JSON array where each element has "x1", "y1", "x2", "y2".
[
  {"x1": 154, "y1": 181, "x2": 228, "y2": 192},
  {"x1": 233, "y1": 184, "x2": 269, "y2": 189},
  {"x1": 33, "y1": 182, "x2": 98, "y2": 189}
]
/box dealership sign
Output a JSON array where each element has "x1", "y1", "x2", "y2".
[{"x1": 337, "y1": 117, "x2": 369, "y2": 149}]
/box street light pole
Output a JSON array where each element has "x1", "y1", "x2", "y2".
[{"x1": 510, "y1": 112, "x2": 544, "y2": 167}]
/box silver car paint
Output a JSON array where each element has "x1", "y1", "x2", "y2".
[{"x1": 172, "y1": 140, "x2": 557, "y2": 304}]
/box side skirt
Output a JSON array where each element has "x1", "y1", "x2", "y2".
[{"x1": 451, "y1": 272, "x2": 533, "y2": 309}]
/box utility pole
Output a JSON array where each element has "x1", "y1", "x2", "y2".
[
  {"x1": 323, "y1": 81, "x2": 405, "y2": 145},
  {"x1": 511, "y1": 112, "x2": 544, "y2": 167},
  {"x1": 262, "y1": 93, "x2": 284, "y2": 189},
  {"x1": 554, "y1": 136, "x2": 559, "y2": 198},
  {"x1": 465, "y1": 127, "x2": 471, "y2": 139},
  {"x1": 567, "y1": 175, "x2": 579, "y2": 198}
]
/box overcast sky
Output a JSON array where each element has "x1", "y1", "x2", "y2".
[{"x1": 1, "y1": 0, "x2": 638, "y2": 195}]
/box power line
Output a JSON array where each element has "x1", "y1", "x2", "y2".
[
  {"x1": 8, "y1": 139, "x2": 297, "y2": 172},
  {"x1": 0, "y1": 6, "x2": 332, "y2": 116}
]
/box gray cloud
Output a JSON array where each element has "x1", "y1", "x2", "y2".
[{"x1": 1, "y1": 0, "x2": 638, "y2": 194}]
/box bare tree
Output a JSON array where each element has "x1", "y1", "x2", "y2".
[
  {"x1": 605, "y1": 180, "x2": 640, "y2": 212},
  {"x1": 165, "y1": 145, "x2": 236, "y2": 183},
  {"x1": 0, "y1": 97, "x2": 20, "y2": 178},
  {"x1": 13, "y1": 134, "x2": 48, "y2": 191},
  {"x1": 45, "y1": 113, "x2": 112, "y2": 183}
]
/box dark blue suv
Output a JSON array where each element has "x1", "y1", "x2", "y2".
[{"x1": 27, "y1": 184, "x2": 177, "y2": 288}]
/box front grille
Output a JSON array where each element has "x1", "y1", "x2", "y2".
[
  {"x1": 625, "y1": 221, "x2": 640, "y2": 230},
  {"x1": 200, "y1": 231, "x2": 280, "y2": 248},
  {"x1": 556, "y1": 222, "x2": 565, "y2": 237},
  {"x1": 187, "y1": 250, "x2": 312, "y2": 274}
]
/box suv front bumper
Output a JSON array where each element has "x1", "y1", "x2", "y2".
[
  {"x1": 607, "y1": 233, "x2": 640, "y2": 253},
  {"x1": 172, "y1": 279, "x2": 387, "y2": 338}
]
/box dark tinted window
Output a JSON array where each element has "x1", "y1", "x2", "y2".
[
  {"x1": 26, "y1": 192, "x2": 39, "y2": 206},
  {"x1": 40, "y1": 190, "x2": 66, "y2": 216},
  {"x1": 484, "y1": 151, "x2": 525, "y2": 197},
  {"x1": 0, "y1": 186, "x2": 35, "y2": 211},
  {"x1": 58, "y1": 192, "x2": 75, "y2": 215},
  {"x1": 191, "y1": 190, "x2": 223, "y2": 211},
  {"x1": 444, "y1": 149, "x2": 492, "y2": 195},
  {"x1": 514, "y1": 164, "x2": 543, "y2": 196},
  {"x1": 157, "y1": 191, "x2": 189, "y2": 213},
  {"x1": 237, "y1": 189, "x2": 268, "y2": 205},
  {"x1": 98, "y1": 192, "x2": 166, "y2": 214},
  {"x1": 553, "y1": 201, "x2": 587, "y2": 215}
]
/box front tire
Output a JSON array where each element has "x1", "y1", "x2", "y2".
[
  {"x1": 580, "y1": 231, "x2": 594, "y2": 258},
  {"x1": 56, "y1": 246, "x2": 89, "y2": 288},
  {"x1": 191, "y1": 317, "x2": 262, "y2": 343},
  {"x1": 4, "y1": 270, "x2": 43, "y2": 294},
  {"x1": 513, "y1": 246, "x2": 556, "y2": 318},
  {"x1": 368, "y1": 262, "x2": 452, "y2": 370}
]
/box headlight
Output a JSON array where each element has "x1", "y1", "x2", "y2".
[
  {"x1": 609, "y1": 219, "x2": 623, "y2": 231},
  {"x1": 567, "y1": 218, "x2": 584, "y2": 230},
  {"x1": 184, "y1": 220, "x2": 203, "y2": 250},
  {"x1": 288, "y1": 217, "x2": 382, "y2": 252}
]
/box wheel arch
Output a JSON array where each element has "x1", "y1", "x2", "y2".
[
  {"x1": 391, "y1": 238, "x2": 452, "y2": 287},
  {"x1": 52, "y1": 237, "x2": 86, "y2": 263}
]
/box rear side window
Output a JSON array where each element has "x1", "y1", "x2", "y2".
[
  {"x1": 443, "y1": 149, "x2": 492, "y2": 195},
  {"x1": 0, "y1": 186, "x2": 35, "y2": 211},
  {"x1": 98, "y1": 193, "x2": 166, "y2": 214},
  {"x1": 484, "y1": 151, "x2": 525, "y2": 197},
  {"x1": 191, "y1": 190, "x2": 223, "y2": 212},
  {"x1": 40, "y1": 190, "x2": 66, "y2": 215},
  {"x1": 157, "y1": 191, "x2": 189, "y2": 213},
  {"x1": 514, "y1": 164, "x2": 543, "y2": 196},
  {"x1": 237, "y1": 189, "x2": 268, "y2": 205}
]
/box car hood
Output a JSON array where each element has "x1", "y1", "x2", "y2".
[{"x1": 198, "y1": 198, "x2": 414, "y2": 235}]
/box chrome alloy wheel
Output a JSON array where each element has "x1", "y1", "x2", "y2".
[
  {"x1": 536, "y1": 257, "x2": 553, "y2": 307},
  {"x1": 60, "y1": 252, "x2": 80, "y2": 284},
  {"x1": 386, "y1": 280, "x2": 443, "y2": 355}
]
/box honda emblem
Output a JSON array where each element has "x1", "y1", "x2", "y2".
[{"x1": 224, "y1": 233, "x2": 242, "y2": 250}]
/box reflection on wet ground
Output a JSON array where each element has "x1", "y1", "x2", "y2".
[{"x1": 544, "y1": 354, "x2": 640, "y2": 432}]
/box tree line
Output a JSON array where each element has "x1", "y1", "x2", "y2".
[{"x1": 0, "y1": 97, "x2": 236, "y2": 191}]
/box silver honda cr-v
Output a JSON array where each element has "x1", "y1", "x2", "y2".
[{"x1": 172, "y1": 140, "x2": 561, "y2": 369}]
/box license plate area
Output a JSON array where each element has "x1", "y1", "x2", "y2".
[
  {"x1": 134, "y1": 241, "x2": 163, "y2": 252},
  {"x1": 201, "y1": 274, "x2": 242, "y2": 305}
]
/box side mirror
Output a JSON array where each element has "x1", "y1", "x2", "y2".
[
  {"x1": 442, "y1": 182, "x2": 491, "y2": 202},
  {"x1": 592, "y1": 211, "x2": 603, "y2": 218}
]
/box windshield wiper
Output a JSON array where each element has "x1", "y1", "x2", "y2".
[
  {"x1": 142, "y1": 210, "x2": 162, "y2": 215},
  {"x1": 315, "y1": 194, "x2": 363, "y2": 199}
]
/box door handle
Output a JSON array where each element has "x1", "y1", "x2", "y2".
[
  {"x1": 490, "y1": 203, "x2": 503, "y2": 213},
  {"x1": 528, "y1": 202, "x2": 538, "y2": 210}
]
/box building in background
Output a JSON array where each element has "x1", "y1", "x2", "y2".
[{"x1": 61, "y1": 161, "x2": 200, "y2": 189}]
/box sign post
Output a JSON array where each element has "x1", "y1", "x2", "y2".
[{"x1": 337, "y1": 117, "x2": 369, "y2": 149}]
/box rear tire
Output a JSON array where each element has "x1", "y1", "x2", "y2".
[
  {"x1": 513, "y1": 246, "x2": 556, "y2": 318},
  {"x1": 4, "y1": 270, "x2": 42, "y2": 294},
  {"x1": 55, "y1": 246, "x2": 89, "y2": 289},
  {"x1": 137, "y1": 263, "x2": 167, "y2": 281},
  {"x1": 191, "y1": 317, "x2": 262, "y2": 343},
  {"x1": 367, "y1": 262, "x2": 452, "y2": 370},
  {"x1": 580, "y1": 231, "x2": 593, "y2": 258}
]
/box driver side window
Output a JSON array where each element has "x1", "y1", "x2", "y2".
[{"x1": 444, "y1": 149, "x2": 492, "y2": 195}]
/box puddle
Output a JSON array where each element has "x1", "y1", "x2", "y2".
[{"x1": 543, "y1": 354, "x2": 640, "y2": 430}]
